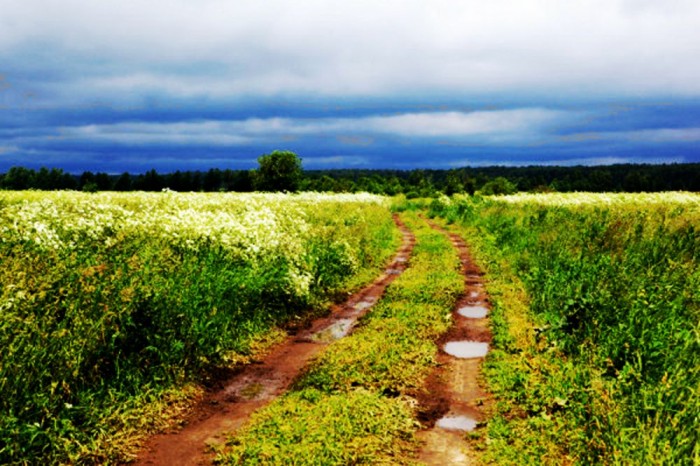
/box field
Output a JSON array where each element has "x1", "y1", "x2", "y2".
[{"x1": 1, "y1": 190, "x2": 698, "y2": 465}]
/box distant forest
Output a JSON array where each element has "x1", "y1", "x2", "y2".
[{"x1": 1, "y1": 163, "x2": 699, "y2": 195}]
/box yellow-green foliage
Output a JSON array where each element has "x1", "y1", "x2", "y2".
[
  {"x1": 217, "y1": 212, "x2": 463, "y2": 465},
  {"x1": 0, "y1": 191, "x2": 398, "y2": 464},
  {"x1": 431, "y1": 192, "x2": 700, "y2": 465},
  {"x1": 220, "y1": 388, "x2": 416, "y2": 465}
]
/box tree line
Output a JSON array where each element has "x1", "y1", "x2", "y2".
[{"x1": 1, "y1": 156, "x2": 699, "y2": 195}]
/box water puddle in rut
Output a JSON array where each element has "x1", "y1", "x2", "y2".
[
  {"x1": 443, "y1": 341, "x2": 489, "y2": 359},
  {"x1": 353, "y1": 299, "x2": 375, "y2": 311},
  {"x1": 311, "y1": 319, "x2": 354, "y2": 343},
  {"x1": 457, "y1": 305, "x2": 488, "y2": 319},
  {"x1": 436, "y1": 415, "x2": 478, "y2": 432}
]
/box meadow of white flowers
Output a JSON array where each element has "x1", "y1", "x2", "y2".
[{"x1": 0, "y1": 190, "x2": 390, "y2": 302}]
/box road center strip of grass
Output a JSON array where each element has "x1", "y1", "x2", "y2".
[{"x1": 215, "y1": 211, "x2": 464, "y2": 465}]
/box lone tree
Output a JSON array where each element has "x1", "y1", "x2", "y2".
[
  {"x1": 253, "y1": 150, "x2": 303, "y2": 192},
  {"x1": 480, "y1": 176, "x2": 517, "y2": 195}
]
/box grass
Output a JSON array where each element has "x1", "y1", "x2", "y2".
[{"x1": 219, "y1": 388, "x2": 416, "y2": 465}]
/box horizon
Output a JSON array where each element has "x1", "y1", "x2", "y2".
[
  {"x1": 2, "y1": 1, "x2": 700, "y2": 173},
  {"x1": 6, "y1": 159, "x2": 700, "y2": 177},
  {"x1": 4, "y1": 160, "x2": 698, "y2": 179}
]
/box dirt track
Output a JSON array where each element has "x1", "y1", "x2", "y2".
[{"x1": 132, "y1": 214, "x2": 415, "y2": 465}]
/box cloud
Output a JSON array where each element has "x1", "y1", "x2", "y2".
[
  {"x1": 4, "y1": 106, "x2": 698, "y2": 172},
  {"x1": 2, "y1": 0, "x2": 700, "y2": 106},
  {"x1": 304, "y1": 155, "x2": 369, "y2": 167},
  {"x1": 561, "y1": 127, "x2": 700, "y2": 144},
  {"x1": 336, "y1": 136, "x2": 375, "y2": 146},
  {"x1": 365, "y1": 109, "x2": 569, "y2": 138},
  {"x1": 447, "y1": 156, "x2": 635, "y2": 168},
  {"x1": 618, "y1": 128, "x2": 700, "y2": 143},
  {"x1": 21, "y1": 109, "x2": 573, "y2": 148},
  {"x1": 63, "y1": 122, "x2": 252, "y2": 146}
]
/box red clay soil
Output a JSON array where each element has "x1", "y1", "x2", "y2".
[
  {"x1": 130, "y1": 214, "x2": 415, "y2": 466},
  {"x1": 416, "y1": 220, "x2": 492, "y2": 466}
]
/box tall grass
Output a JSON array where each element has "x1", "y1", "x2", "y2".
[
  {"x1": 0, "y1": 191, "x2": 399, "y2": 464},
  {"x1": 429, "y1": 193, "x2": 699, "y2": 464}
]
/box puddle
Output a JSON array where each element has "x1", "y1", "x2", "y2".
[
  {"x1": 353, "y1": 299, "x2": 375, "y2": 311},
  {"x1": 443, "y1": 341, "x2": 489, "y2": 359},
  {"x1": 436, "y1": 415, "x2": 478, "y2": 432},
  {"x1": 468, "y1": 290, "x2": 480, "y2": 299},
  {"x1": 385, "y1": 268, "x2": 402, "y2": 275},
  {"x1": 239, "y1": 382, "x2": 264, "y2": 400},
  {"x1": 312, "y1": 319, "x2": 354, "y2": 343},
  {"x1": 396, "y1": 256, "x2": 408, "y2": 263},
  {"x1": 466, "y1": 274, "x2": 481, "y2": 280},
  {"x1": 457, "y1": 305, "x2": 488, "y2": 319}
]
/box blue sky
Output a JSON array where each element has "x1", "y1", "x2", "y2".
[{"x1": 1, "y1": 0, "x2": 700, "y2": 173}]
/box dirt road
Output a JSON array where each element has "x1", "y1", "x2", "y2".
[{"x1": 132, "y1": 215, "x2": 415, "y2": 465}]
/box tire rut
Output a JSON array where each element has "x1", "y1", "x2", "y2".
[
  {"x1": 131, "y1": 214, "x2": 415, "y2": 466},
  {"x1": 416, "y1": 219, "x2": 492, "y2": 466}
]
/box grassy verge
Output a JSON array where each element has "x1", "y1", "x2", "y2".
[
  {"x1": 429, "y1": 193, "x2": 699, "y2": 465},
  {"x1": 215, "y1": 211, "x2": 464, "y2": 465}
]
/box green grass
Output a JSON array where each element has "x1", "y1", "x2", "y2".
[
  {"x1": 216, "y1": 211, "x2": 464, "y2": 465},
  {"x1": 429, "y1": 193, "x2": 700, "y2": 465},
  {"x1": 219, "y1": 388, "x2": 417, "y2": 465}
]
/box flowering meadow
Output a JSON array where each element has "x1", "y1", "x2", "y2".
[
  {"x1": 0, "y1": 191, "x2": 399, "y2": 464},
  {"x1": 430, "y1": 192, "x2": 699, "y2": 464}
]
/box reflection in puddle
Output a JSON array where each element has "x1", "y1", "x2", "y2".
[
  {"x1": 443, "y1": 341, "x2": 489, "y2": 358},
  {"x1": 312, "y1": 319, "x2": 354, "y2": 343},
  {"x1": 457, "y1": 305, "x2": 488, "y2": 319},
  {"x1": 436, "y1": 415, "x2": 478, "y2": 432},
  {"x1": 468, "y1": 291, "x2": 480, "y2": 299}
]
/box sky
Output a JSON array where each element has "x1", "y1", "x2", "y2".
[{"x1": 1, "y1": 0, "x2": 700, "y2": 173}]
